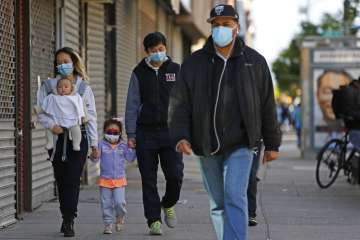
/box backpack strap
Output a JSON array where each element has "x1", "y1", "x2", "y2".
[
  {"x1": 42, "y1": 78, "x2": 88, "y2": 96},
  {"x1": 42, "y1": 79, "x2": 56, "y2": 95},
  {"x1": 77, "y1": 80, "x2": 88, "y2": 97}
]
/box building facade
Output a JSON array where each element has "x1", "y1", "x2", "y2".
[{"x1": 0, "y1": 0, "x2": 213, "y2": 228}]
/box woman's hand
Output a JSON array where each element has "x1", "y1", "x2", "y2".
[
  {"x1": 51, "y1": 125, "x2": 64, "y2": 135},
  {"x1": 90, "y1": 147, "x2": 100, "y2": 159}
]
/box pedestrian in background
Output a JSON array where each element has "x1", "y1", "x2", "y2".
[
  {"x1": 168, "y1": 5, "x2": 281, "y2": 240},
  {"x1": 91, "y1": 118, "x2": 136, "y2": 235},
  {"x1": 125, "y1": 32, "x2": 184, "y2": 235},
  {"x1": 292, "y1": 101, "x2": 302, "y2": 148},
  {"x1": 37, "y1": 47, "x2": 99, "y2": 237}
]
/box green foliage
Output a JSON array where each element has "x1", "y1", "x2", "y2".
[{"x1": 272, "y1": 0, "x2": 360, "y2": 97}]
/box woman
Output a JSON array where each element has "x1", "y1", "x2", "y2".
[{"x1": 37, "y1": 47, "x2": 99, "y2": 237}]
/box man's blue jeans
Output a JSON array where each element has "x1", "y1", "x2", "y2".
[{"x1": 198, "y1": 148, "x2": 253, "y2": 240}]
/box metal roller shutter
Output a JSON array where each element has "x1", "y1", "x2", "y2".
[
  {"x1": 0, "y1": 0, "x2": 17, "y2": 227},
  {"x1": 86, "y1": 2, "x2": 105, "y2": 184},
  {"x1": 157, "y1": 7, "x2": 167, "y2": 36},
  {"x1": 116, "y1": 0, "x2": 137, "y2": 118},
  {"x1": 139, "y1": 0, "x2": 156, "y2": 59},
  {"x1": 64, "y1": 0, "x2": 80, "y2": 51},
  {"x1": 30, "y1": 0, "x2": 56, "y2": 209}
]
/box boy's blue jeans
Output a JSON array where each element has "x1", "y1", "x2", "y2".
[
  {"x1": 100, "y1": 187, "x2": 127, "y2": 225},
  {"x1": 197, "y1": 148, "x2": 253, "y2": 240}
]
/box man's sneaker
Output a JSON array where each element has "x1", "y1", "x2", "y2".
[
  {"x1": 63, "y1": 220, "x2": 75, "y2": 237},
  {"x1": 103, "y1": 224, "x2": 112, "y2": 234},
  {"x1": 248, "y1": 217, "x2": 258, "y2": 227},
  {"x1": 149, "y1": 221, "x2": 162, "y2": 235},
  {"x1": 115, "y1": 217, "x2": 125, "y2": 232},
  {"x1": 163, "y1": 206, "x2": 177, "y2": 228}
]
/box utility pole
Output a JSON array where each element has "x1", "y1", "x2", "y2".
[{"x1": 343, "y1": 0, "x2": 351, "y2": 35}]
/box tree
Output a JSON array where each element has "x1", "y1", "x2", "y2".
[
  {"x1": 272, "y1": 3, "x2": 360, "y2": 97},
  {"x1": 272, "y1": 21, "x2": 320, "y2": 97}
]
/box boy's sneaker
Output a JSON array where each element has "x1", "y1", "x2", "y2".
[
  {"x1": 63, "y1": 220, "x2": 75, "y2": 237},
  {"x1": 149, "y1": 221, "x2": 162, "y2": 235},
  {"x1": 163, "y1": 206, "x2": 177, "y2": 228},
  {"x1": 115, "y1": 217, "x2": 125, "y2": 232},
  {"x1": 248, "y1": 217, "x2": 258, "y2": 227},
  {"x1": 103, "y1": 224, "x2": 112, "y2": 234}
]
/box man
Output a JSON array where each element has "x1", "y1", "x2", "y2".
[
  {"x1": 168, "y1": 5, "x2": 281, "y2": 240},
  {"x1": 125, "y1": 32, "x2": 184, "y2": 235}
]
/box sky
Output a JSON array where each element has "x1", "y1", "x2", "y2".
[{"x1": 251, "y1": 0, "x2": 344, "y2": 65}]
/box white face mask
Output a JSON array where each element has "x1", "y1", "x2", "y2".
[{"x1": 104, "y1": 134, "x2": 120, "y2": 143}]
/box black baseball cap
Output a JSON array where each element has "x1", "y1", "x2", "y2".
[{"x1": 207, "y1": 4, "x2": 239, "y2": 23}]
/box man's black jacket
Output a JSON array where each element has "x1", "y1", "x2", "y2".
[{"x1": 168, "y1": 36, "x2": 281, "y2": 156}]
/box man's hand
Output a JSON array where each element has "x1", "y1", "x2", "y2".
[
  {"x1": 177, "y1": 140, "x2": 193, "y2": 155},
  {"x1": 263, "y1": 151, "x2": 279, "y2": 164},
  {"x1": 51, "y1": 125, "x2": 64, "y2": 135},
  {"x1": 128, "y1": 138, "x2": 136, "y2": 149}
]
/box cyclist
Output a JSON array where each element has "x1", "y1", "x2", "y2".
[{"x1": 332, "y1": 78, "x2": 360, "y2": 151}]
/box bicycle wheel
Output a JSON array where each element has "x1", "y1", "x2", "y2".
[{"x1": 316, "y1": 139, "x2": 344, "y2": 188}]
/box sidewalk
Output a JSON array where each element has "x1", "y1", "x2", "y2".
[
  {"x1": 0, "y1": 157, "x2": 215, "y2": 240},
  {"x1": 2, "y1": 134, "x2": 360, "y2": 239},
  {"x1": 251, "y1": 133, "x2": 360, "y2": 240}
]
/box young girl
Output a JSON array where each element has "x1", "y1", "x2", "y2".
[{"x1": 93, "y1": 118, "x2": 136, "y2": 234}]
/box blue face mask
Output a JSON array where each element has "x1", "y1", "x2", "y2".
[
  {"x1": 149, "y1": 51, "x2": 167, "y2": 63},
  {"x1": 57, "y1": 63, "x2": 74, "y2": 76},
  {"x1": 212, "y1": 26, "x2": 234, "y2": 48}
]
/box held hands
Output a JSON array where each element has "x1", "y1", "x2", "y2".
[
  {"x1": 128, "y1": 138, "x2": 136, "y2": 149},
  {"x1": 90, "y1": 147, "x2": 100, "y2": 160},
  {"x1": 177, "y1": 140, "x2": 193, "y2": 156},
  {"x1": 262, "y1": 151, "x2": 279, "y2": 164}
]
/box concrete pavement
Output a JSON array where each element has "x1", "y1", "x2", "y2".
[{"x1": 2, "y1": 134, "x2": 360, "y2": 239}]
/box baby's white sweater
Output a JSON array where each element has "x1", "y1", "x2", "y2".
[{"x1": 41, "y1": 93, "x2": 85, "y2": 128}]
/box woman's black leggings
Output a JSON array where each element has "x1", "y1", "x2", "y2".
[{"x1": 51, "y1": 127, "x2": 88, "y2": 221}]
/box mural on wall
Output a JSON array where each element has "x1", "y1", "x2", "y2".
[{"x1": 313, "y1": 68, "x2": 360, "y2": 148}]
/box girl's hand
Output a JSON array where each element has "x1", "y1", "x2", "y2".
[
  {"x1": 51, "y1": 125, "x2": 64, "y2": 135},
  {"x1": 90, "y1": 147, "x2": 100, "y2": 159}
]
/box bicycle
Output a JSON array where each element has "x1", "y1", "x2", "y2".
[{"x1": 315, "y1": 131, "x2": 358, "y2": 189}]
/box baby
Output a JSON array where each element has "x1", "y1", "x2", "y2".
[{"x1": 35, "y1": 78, "x2": 85, "y2": 151}]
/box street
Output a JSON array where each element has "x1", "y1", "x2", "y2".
[{"x1": 2, "y1": 133, "x2": 360, "y2": 240}]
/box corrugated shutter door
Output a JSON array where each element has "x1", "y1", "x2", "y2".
[
  {"x1": 30, "y1": 0, "x2": 56, "y2": 209},
  {"x1": 139, "y1": 0, "x2": 156, "y2": 59},
  {"x1": 0, "y1": 0, "x2": 16, "y2": 227},
  {"x1": 116, "y1": 0, "x2": 137, "y2": 117},
  {"x1": 64, "y1": 0, "x2": 80, "y2": 51},
  {"x1": 86, "y1": 2, "x2": 105, "y2": 184}
]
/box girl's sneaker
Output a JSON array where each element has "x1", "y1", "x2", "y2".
[
  {"x1": 116, "y1": 217, "x2": 125, "y2": 232},
  {"x1": 103, "y1": 224, "x2": 112, "y2": 234}
]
